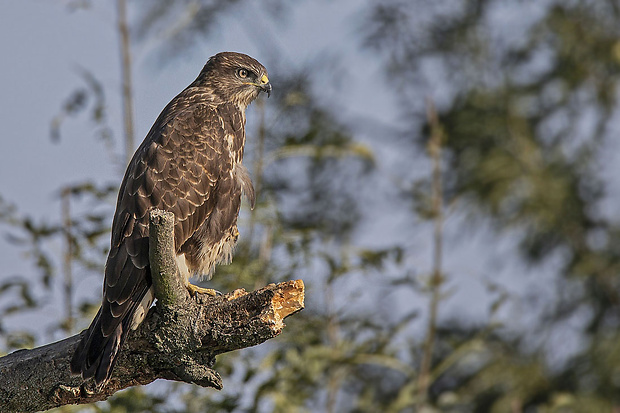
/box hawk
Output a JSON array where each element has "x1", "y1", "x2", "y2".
[{"x1": 70, "y1": 52, "x2": 271, "y2": 387}]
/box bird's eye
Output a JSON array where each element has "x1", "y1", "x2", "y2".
[{"x1": 237, "y1": 68, "x2": 248, "y2": 79}]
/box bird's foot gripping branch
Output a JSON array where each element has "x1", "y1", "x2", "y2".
[{"x1": 0, "y1": 210, "x2": 304, "y2": 412}]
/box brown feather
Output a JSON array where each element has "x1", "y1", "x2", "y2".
[{"x1": 71, "y1": 51, "x2": 270, "y2": 388}]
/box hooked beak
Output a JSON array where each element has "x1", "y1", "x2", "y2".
[{"x1": 259, "y1": 74, "x2": 272, "y2": 97}]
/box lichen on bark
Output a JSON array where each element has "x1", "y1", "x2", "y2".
[{"x1": 0, "y1": 209, "x2": 304, "y2": 412}]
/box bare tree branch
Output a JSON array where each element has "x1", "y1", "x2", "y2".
[
  {"x1": 0, "y1": 210, "x2": 305, "y2": 412},
  {"x1": 417, "y1": 98, "x2": 445, "y2": 406},
  {"x1": 117, "y1": 0, "x2": 135, "y2": 164}
]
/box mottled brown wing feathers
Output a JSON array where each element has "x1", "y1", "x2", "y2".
[
  {"x1": 71, "y1": 101, "x2": 239, "y2": 386},
  {"x1": 71, "y1": 49, "x2": 271, "y2": 387}
]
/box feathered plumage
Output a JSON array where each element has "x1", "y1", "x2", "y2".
[{"x1": 70, "y1": 52, "x2": 271, "y2": 388}]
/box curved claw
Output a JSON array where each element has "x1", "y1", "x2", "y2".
[{"x1": 187, "y1": 284, "x2": 222, "y2": 297}]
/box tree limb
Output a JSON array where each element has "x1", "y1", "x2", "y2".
[{"x1": 0, "y1": 210, "x2": 305, "y2": 412}]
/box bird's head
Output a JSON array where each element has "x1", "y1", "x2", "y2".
[{"x1": 195, "y1": 52, "x2": 271, "y2": 107}]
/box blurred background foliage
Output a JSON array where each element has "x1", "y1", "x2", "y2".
[{"x1": 2, "y1": 0, "x2": 620, "y2": 411}]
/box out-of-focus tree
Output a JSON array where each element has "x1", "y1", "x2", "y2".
[
  {"x1": 362, "y1": 0, "x2": 620, "y2": 410},
  {"x1": 3, "y1": 0, "x2": 620, "y2": 412}
]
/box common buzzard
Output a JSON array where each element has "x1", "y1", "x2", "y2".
[{"x1": 70, "y1": 52, "x2": 271, "y2": 388}]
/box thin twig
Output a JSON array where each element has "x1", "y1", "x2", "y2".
[
  {"x1": 249, "y1": 98, "x2": 273, "y2": 289},
  {"x1": 117, "y1": 0, "x2": 135, "y2": 164},
  {"x1": 417, "y1": 97, "x2": 445, "y2": 405},
  {"x1": 61, "y1": 187, "x2": 74, "y2": 333},
  {"x1": 249, "y1": 98, "x2": 266, "y2": 245},
  {"x1": 325, "y1": 278, "x2": 343, "y2": 413}
]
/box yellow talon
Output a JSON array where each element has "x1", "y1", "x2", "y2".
[{"x1": 187, "y1": 283, "x2": 221, "y2": 297}]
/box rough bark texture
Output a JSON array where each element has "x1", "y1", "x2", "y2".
[{"x1": 0, "y1": 210, "x2": 304, "y2": 412}]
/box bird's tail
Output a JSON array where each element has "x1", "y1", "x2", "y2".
[{"x1": 70, "y1": 284, "x2": 152, "y2": 389}]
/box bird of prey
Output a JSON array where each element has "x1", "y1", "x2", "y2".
[{"x1": 70, "y1": 52, "x2": 271, "y2": 388}]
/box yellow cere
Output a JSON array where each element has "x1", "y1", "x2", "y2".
[{"x1": 260, "y1": 74, "x2": 269, "y2": 84}]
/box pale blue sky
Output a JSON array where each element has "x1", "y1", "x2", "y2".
[
  {"x1": 0, "y1": 0, "x2": 568, "y2": 360},
  {"x1": 0, "y1": 0, "x2": 412, "y2": 341}
]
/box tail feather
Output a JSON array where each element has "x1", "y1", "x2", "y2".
[
  {"x1": 94, "y1": 324, "x2": 122, "y2": 387},
  {"x1": 71, "y1": 284, "x2": 151, "y2": 388}
]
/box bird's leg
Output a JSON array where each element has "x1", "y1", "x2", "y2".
[
  {"x1": 177, "y1": 254, "x2": 222, "y2": 297},
  {"x1": 186, "y1": 283, "x2": 222, "y2": 297}
]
